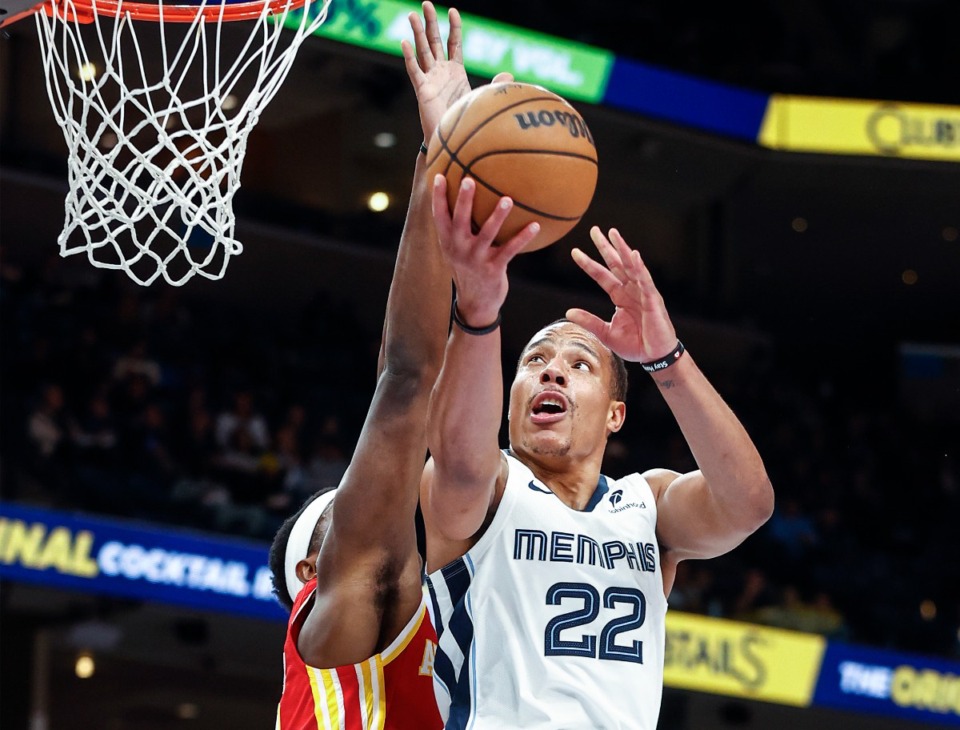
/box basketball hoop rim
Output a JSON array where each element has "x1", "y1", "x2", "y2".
[{"x1": 43, "y1": 0, "x2": 311, "y2": 24}]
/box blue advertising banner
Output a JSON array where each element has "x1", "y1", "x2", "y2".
[
  {"x1": 5, "y1": 504, "x2": 960, "y2": 728},
  {"x1": 0, "y1": 502, "x2": 286, "y2": 622},
  {"x1": 583, "y1": 57, "x2": 769, "y2": 142},
  {"x1": 814, "y1": 642, "x2": 960, "y2": 726}
]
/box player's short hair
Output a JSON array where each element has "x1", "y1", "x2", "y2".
[
  {"x1": 268, "y1": 489, "x2": 334, "y2": 612},
  {"x1": 518, "y1": 319, "x2": 629, "y2": 402},
  {"x1": 607, "y1": 346, "x2": 629, "y2": 402}
]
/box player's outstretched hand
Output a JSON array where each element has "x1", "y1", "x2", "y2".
[
  {"x1": 432, "y1": 175, "x2": 539, "y2": 326},
  {"x1": 402, "y1": 2, "x2": 471, "y2": 143},
  {"x1": 566, "y1": 226, "x2": 678, "y2": 364}
]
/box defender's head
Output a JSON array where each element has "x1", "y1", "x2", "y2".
[{"x1": 268, "y1": 488, "x2": 336, "y2": 611}]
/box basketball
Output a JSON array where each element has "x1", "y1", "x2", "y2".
[{"x1": 426, "y1": 82, "x2": 598, "y2": 253}]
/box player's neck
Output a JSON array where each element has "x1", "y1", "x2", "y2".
[{"x1": 517, "y1": 449, "x2": 605, "y2": 511}]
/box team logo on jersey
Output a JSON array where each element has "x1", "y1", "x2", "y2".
[
  {"x1": 419, "y1": 640, "x2": 436, "y2": 677},
  {"x1": 528, "y1": 480, "x2": 552, "y2": 495}
]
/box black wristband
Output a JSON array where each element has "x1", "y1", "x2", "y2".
[
  {"x1": 452, "y1": 301, "x2": 501, "y2": 336},
  {"x1": 640, "y1": 341, "x2": 685, "y2": 373},
  {"x1": 419, "y1": 141, "x2": 429, "y2": 156}
]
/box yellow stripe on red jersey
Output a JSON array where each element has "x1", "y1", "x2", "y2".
[{"x1": 277, "y1": 578, "x2": 442, "y2": 730}]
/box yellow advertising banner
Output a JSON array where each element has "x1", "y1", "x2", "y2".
[
  {"x1": 758, "y1": 95, "x2": 960, "y2": 162},
  {"x1": 664, "y1": 611, "x2": 826, "y2": 707}
]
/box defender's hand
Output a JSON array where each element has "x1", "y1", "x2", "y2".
[{"x1": 402, "y1": 2, "x2": 471, "y2": 143}]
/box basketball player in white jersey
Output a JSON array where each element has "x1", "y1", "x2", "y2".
[{"x1": 419, "y1": 182, "x2": 775, "y2": 728}]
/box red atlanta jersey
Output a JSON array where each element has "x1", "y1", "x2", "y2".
[{"x1": 277, "y1": 578, "x2": 442, "y2": 730}]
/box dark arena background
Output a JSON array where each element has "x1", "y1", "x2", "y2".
[{"x1": 1, "y1": 1, "x2": 959, "y2": 728}]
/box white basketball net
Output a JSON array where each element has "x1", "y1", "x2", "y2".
[{"x1": 35, "y1": 0, "x2": 330, "y2": 285}]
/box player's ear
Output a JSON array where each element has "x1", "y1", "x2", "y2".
[
  {"x1": 296, "y1": 557, "x2": 317, "y2": 584},
  {"x1": 607, "y1": 400, "x2": 625, "y2": 434}
]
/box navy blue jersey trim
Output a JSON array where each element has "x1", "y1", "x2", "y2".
[
  {"x1": 448, "y1": 593, "x2": 475, "y2": 663},
  {"x1": 431, "y1": 556, "x2": 477, "y2": 727},
  {"x1": 582, "y1": 474, "x2": 610, "y2": 512},
  {"x1": 446, "y1": 645, "x2": 473, "y2": 730},
  {"x1": 433, "y1": 646, "x2": 457, "y2": 700},
  {"x1": 441, "y1": 559, "x2": 472, "y2": 608},
  {"x1": 426, "y1": 576, "x2": 444, "y2": 637}
]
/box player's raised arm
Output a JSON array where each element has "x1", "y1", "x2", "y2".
[
  {"x1": 567, "y1": 227, "x2": 774, "y2": 569},
  {"x1": 378, "y1": 1, "x2": 471, "y2": 380},
  {"x1": 297, "y1": 2, "x2": 467, "y2": 667},
  {"x1": 421, "y1": 176, "x2": 540, "y2": 559}
]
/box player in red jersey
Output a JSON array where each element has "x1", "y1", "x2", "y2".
[{"x1": 267, "y1": 4, "x2": 537, "y2": 729}]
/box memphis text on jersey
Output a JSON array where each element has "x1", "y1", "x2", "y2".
[{"x1": 513, "y1": 529, "x2": 658, "y2": 574}]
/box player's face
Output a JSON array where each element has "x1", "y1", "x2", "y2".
[{"x1": 508, "y1": 322, "x2": 624, "y2": 463}]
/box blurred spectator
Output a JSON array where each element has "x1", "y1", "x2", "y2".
[
  {"x1": 64, "y1": 326, "x2": 111, "y2": 402},
  {"x1": 27, "y1": 383, "x2": 68, "y2": 460},
  {"x1": 69, "y1": 392, "x2": 118, "y2": 469},
  {"x1": 302, "y1": 415, "x2": 350, "y2": 491},
  {"x1": 731, "y1": 568, "x2": 781, "y2": 622},
  {"x1": 280, "y1": 403, "x2": 309, "y2": 455},
  {"x1": 668, "y1": 562, "x2": 721, "y2": 616},
  {"x1": 129, "y1": 403, "x2": 176, "y2": 479},
  {"x1": 766, "y1": 497, "x2": 819, "y2": 562},
  {"x1": 751, "y1": 585, "x2": 849, "y2": 639},
  {"x1": 213, "y1": 428, "x2": 265, "y2": 494},
  {"x1": 173, "y1": 399, "x2": 217, "y2": 480},
  {"x1": 112, "y1": 338, "x2": 162, "y2": 387},
  {"x1": 23, "y1": 382, "x2": 72, "y2": 499},
  {"x1": 215, "y1": 390, "x2": 270, "y2": 453},
  {"x1": 112, "y1": 373, "x2": 153, "y2": 429},
  {"x1": 267, "y1": 425, "x2": 308, "y2": 500}
]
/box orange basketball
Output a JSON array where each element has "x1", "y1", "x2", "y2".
[{"x1": 426, "y1": 82, "x2": 598, "y2": 253}]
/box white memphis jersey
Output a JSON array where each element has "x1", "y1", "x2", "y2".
[{"x1": 426, "y1": 453, "x2": 667, "y2": 730}]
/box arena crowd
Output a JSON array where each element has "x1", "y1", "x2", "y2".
[{"x1": 2, "y1": 248, "x2": 957, "y2": 660}]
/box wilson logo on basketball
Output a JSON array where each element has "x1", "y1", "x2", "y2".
[
  {"x1": 513, "y1": 110, "x2": 595, "y2": 145},
  {"x1": 427, "y1": 81, "x2": 599, "y2": 253}
]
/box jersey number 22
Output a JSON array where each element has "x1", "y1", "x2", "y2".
[{"x1": 544, "y1": 581, "x2": 646, "y2": 663}]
